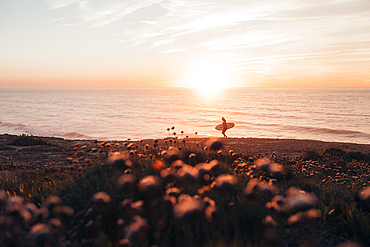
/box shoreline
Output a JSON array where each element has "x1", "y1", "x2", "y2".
[{"x1": 1, "y1": 134, "x2": 369, "y2": 167}]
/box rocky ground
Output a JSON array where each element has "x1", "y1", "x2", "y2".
[{"x1": 1, "y1": 134, "x2": 369, "y2": 166}]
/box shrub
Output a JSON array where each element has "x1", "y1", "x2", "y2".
[
  {"x1": 302, "y1": 150, "x2": 322, "y2": 161},
  {"x1": 324, "y1": 147, "x2": 348, "y2": 158},
  {"x1": 348, "y1": 151, "x2": 366, "y2": 161},
  {"x1": 10, "y1": 134, "x2": 56, "y2": 146}
]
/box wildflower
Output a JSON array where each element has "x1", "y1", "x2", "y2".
[
  {"x1": 59, "y1": 205, "x2": 74, "y2": 220},
  {"x1": 205, "y1": 205, "x2": 217, "y2": 222},
  {"x1": 359, "y1": 186, "x2": 370, "y2": 203},
  {"x1": 165, "y1": 187, "x2": 181, "y2": 197},
  {"x1": 124, "y1": 215, "x2": 148, "y2": 241},
  {"x1": 285, "y1": 187, "x2": 318, "y2": 212},
  {"x1": 166, "y1": 147, "x2": 182, "y2": 164},
  {"x1": 137, "y1": 175, "x2": 162, "y2": 195},
  {"x1": 117, "y1": 174, "x2": 137, "y2": 191},
  {"x1": 160, "y1": 168, "x2": 177, "y2": 182},
  {"x1": 6, "y1": 196, "x2": 24, "y2": 216},
  {"x1": 131, "y1": 200, "x2": 145, "y2": 215},
  {"x1": 36, "y1": 206, "x2": 49, "y2": 221},
  {"x1": 336, "y1": 242, "x2": 360, "y2": 247},
  {"x1": 189, "y1": 153, "x2": 196, "y2": 158},
  {"x1": 255, "y1": 157, "x2": 272, "y2": 172},
  {"x1": 268, "y1": 162, "x2": 286, "y2": 177},
  {"x1": 263, "y1": 215, "x2": 278, "y2": 227},
  {"x1": 213, "y1": 174, "x2": 238, "y2": 190},
  {"x1": 92, "y1": 192, "x2": 111, "y2": 206},
  {"x1": 117, "y1": 239, "x2": 132, "y2": 247},
  {"x1": 173, "y1": 196, "x2": 205, "y2": 220},
  {"x1": 287, "y1": 209, "x2": 321, "y2": 225},
  {"x1": 49, "y1": 218, "x2": 62, "y2": 229},
  {"x1": 107, "y1": 152, "x2": 132, "y2": 169},
  {"x1": 177, "y1": 165, "x2": 199, "y2": 182},
  {"x1": 29, "y1": 223, "x2": 52, "y2": 247},
  {"x1": 202, "y1": 196, "x2": 215, "y2": 206},
  {"x1": 151, "y1": 159, "x2": 165, "y2": 172},
  {"x1": 171, "y1": 159, "x2": 185, "y2": 169},
  {"x1": 206, "y1": 138, "x2": 223, "y2": 150},
  {"x1": 265, "y1": 195, "x2": 290, "y2": 213},
  {"x1": 163, "y1": 195, "x2": 177, "y2": 207},
  {"x1": 244, "y1": 179, "x2": 279, "y2": 197},
  {"x1": 211, "y1": 160, "x2": 222, "y2": 172}
]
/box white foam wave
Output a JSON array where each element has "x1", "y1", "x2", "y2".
[{"x1": 0, "y1": 121, "x2": 89, "y2": 139}]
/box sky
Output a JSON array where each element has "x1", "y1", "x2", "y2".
[{"x1": 1, "y1": 0, "x2": 370, "y2": 88}]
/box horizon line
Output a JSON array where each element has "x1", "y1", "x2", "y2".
[{"x1": 1, "y1": 86, "x2": 370, "y2": 89}]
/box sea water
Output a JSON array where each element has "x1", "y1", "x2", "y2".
[{"x1": 0, "y1": 87, "x2": 369, "y2": 144}]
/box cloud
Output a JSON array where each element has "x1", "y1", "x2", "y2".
[
  {"x1": 52, "y1": 17, "x2": 68, "y2": 21},
  {"x1": 44, "y1": 0, "x2": 82, "y2": 9},
  {"x1": 76, "y1": 0, "x2": 164, "y2": 27},
  {"x1": 45, "y1": 0, "x2": 370, "y2": 79}
]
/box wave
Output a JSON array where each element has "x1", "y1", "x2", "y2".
[
  {"x1": 0, "y1": 121, "x2": 89, "y2": 139},
  {"x1": 280, "y1": 124, "x2": 370, "y2": 140},
  {"x1": 229, "y1": 120, "x2": 370, "y2": 137}
]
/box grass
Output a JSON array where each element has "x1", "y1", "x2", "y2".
[
  {"x1": 0, "y1": 162, "x2": 84, "y2": 206},
  {"x1": 10, "y1": 134, "x2": 58, "y2": 147},
  {"x1": 1, "y1": 137, "x2": 370, "y2": 247}
]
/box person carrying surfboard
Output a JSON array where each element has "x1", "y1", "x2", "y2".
[
  {"x1": 215, "y1": 118, "x2": 235, "y2": 137},
  {"x1": 221, "y1": 117, "x2": 228, "y2": 138}
]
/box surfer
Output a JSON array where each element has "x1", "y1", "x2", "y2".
[
  {"x1": 215, "y1": 118, "x2": 234, "y2": 137},
  {"x1": 221, "y1": 117, "x2": 228, "y2": 138}
]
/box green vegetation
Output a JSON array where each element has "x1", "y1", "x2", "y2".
[
  {"x1": 10, "y1": 134, "x2": 58, "y2": 146},
  {"x1": 1, "y1": 137, "x2": 370, "y2": 247},
  {"x1": 0, "y1": 162, "x2": 84, "y2": 206}
]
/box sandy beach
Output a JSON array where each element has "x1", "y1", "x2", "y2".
[{"x1": 1, "y1": 134, "x2": 369, "y2": 166}]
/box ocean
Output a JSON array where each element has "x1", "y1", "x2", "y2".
[{"x1": 0, "y1": 87, "x2": 369, "y2": 144}]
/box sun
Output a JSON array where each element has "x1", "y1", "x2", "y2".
[{"x1": 183, "y1": 59, "x2": 233, "y2": 95}]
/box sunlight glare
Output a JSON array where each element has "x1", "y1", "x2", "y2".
[{"x1": 184, "y1": 60, "x2": 233, "y2": 96}]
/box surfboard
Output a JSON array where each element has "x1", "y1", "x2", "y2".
[{"x1": 215, "y1": 123, "x2": 235, "y2": 131}]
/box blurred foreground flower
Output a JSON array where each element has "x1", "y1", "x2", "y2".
[
  {"x1": 336, "y1": 242, "x2": 360, "y2": 247},
  {"x1": 29, "y1": 223, "x2": 52, "y2": 247},
  {"x1": 124, "y1": 215, "x2": 148, "y2": 241},
  {"x1": 287, "y1": 209, "x2": 321, "y2": 225},
  {"x1": 213, "y1": 174, "x2": 238, "y2": 190},
  {"x1": 244, "y1": 179, "x2": 279, "y2": 197},
  {"x1": 263, "y1": 215, "x2": 278, "y2": 227},
  {"x1": 107, "y1": 152, "x2": 132, "y2": 169},
  {"x1": 359, "y1": 186, "x2": 370, "y2": 203},
  {"x1": 117, "y1": 174, "x2": 137, "y2": 191},
  {"x1": 173, "y1": 195, "x2": 206, "y2": 221},
  {"x1": 206, "y1": 138, "x2": 223, "y2": 151},
  {"x1": 92, "y1": 192, "x2": 111, "y2": 206},
  {"x1": 255, "y1": 157, "x2": 286, "y2": 178},
  {"x1": 137, "y1": 175, "x2": 162, "y2": 196},
  {"x1": 285, "y1": 187, "x2": 318, "y2": 212}
]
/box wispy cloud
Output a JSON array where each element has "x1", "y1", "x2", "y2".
[
  {"x1": 44, "y1": 0, "x2": 82, "y2": 9},
  {"x1": 45, "y1": 0, "x2": 370, "y2": 81},
  {"x1": 76, "y1": 0, "x2": 164, "y2": 27},
  {"x1": 52, "y1": 17, "x2": 68, "y2": 22}
]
